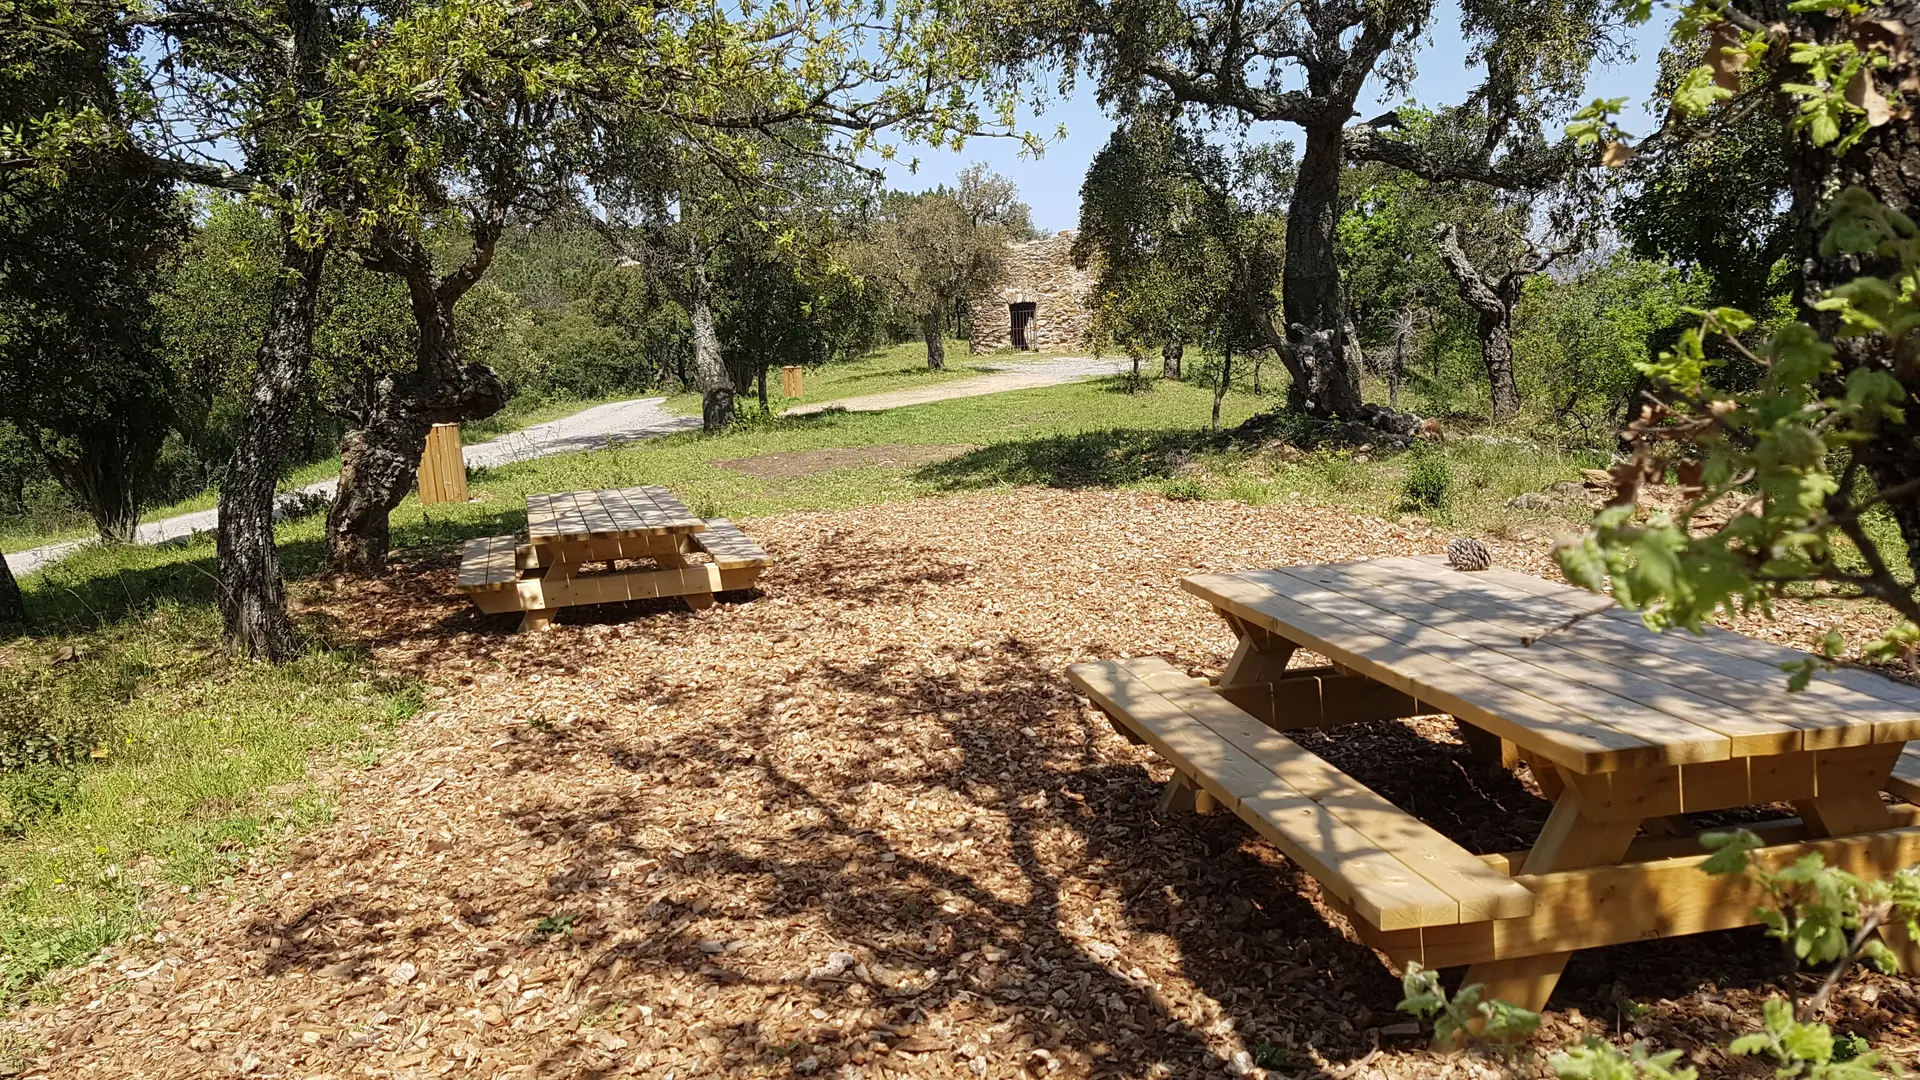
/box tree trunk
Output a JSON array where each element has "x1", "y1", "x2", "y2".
[
  {"x1": 217, "y1": 220, "x2": 326, "y2": 661},
  {"x1": 327, "y1": 228, "x2": 507, "y2": 574},
  {"x1": 75, "y1": 454, "x2": 140, "y2": 543},
  {"x1": 922, "y1": 312, "x2": 946, "y2": 370},
  {"x1": 1782, "y1": 1, "x2": 1920, "y2": 582},
  {"x1": 1212, "y1": 344, "x2": 1232, "y2": 432},
  {"x1": 1162, "y1": 339, "x2": 1183, "y2": 381},
  {"x1": 1279, "y1": 124, "x2": 1365, "y2": 419},
  {"x1": 0, "y1": 551, "x2": 23, "y2": 626},
  {"x1": 688, "y1": 262, "x2": 733, "y2": 432},
  {"x1": 756, "y1": 365, "x2": 769, "y2": 411},
  {"x1": 1435, "y1": 223, "x2": 1523, "y2": 422},
  {"x1": 1253, "y1": 352, "x2": 1262, "y2": 394},
  {"x1": 20, "y1": 383, "x2": 166, "y2": 544},
  {"x1": 39, "y1": 440, "x2": 143, "y2": 543},
  {"x1": 1478, "y1": 313, "x2": 1520, "y2": 421}
]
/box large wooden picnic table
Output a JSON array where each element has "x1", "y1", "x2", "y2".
[
  {"x1": 1070, "y1": 554, "x2": 1920, "y2": 1012},
  {"x1": 456, "y1": 487, "x2": 771, "y2": 631}
]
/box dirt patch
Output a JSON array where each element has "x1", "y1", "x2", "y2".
[
  {"x1": 10, "y1": 489, "x2": 1916, "y2": 1080},
  {"x1": 714, "y1": 443, "x2": 976, "y2": 480}
]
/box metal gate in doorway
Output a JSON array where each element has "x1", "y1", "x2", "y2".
[{"x1": 1009, "y1": 302, "x2": 1036, "y2": 350}]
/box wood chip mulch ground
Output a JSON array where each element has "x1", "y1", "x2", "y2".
[{"x1": 10, "y1": 488, "x2": 1919, "y2": 1080}]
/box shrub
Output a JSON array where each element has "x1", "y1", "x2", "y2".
[
  {"x1": 1399, "y1": 448, "x2": 1454, "y2": 511},
  {"x1": 1161, "y1": 476, "x2": 1210, "y2": 501},
  {"x1": 0, "y1": 662, "x2": 123, "y2": 775},
  {"x1": 0, "y1": 764, "x2": 81, "y2": 836}
]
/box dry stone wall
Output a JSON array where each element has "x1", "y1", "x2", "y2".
[{"x1": 967, "y1": 231, "x2": 1095, "y2": 353}]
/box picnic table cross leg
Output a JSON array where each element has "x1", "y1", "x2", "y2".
[
  {"x1": 1158, "y1": 772, "x2": 1200, "y2": 815},
  {"x1": 1212, "y1": 618, "x2": 1425, "y2": 733},
  {"x1": 654, "y1": 537, "x2": 716, "y2": 611},
  {"x1": 1460, "y1": 779, "x2": 1642, "y2": 1014},
  {"x1": 1219, "y1": 614, "x2": 1296, "y2": 686},
  {"x1": 1791, "y1": 746, "x2": 1920, "y2": 972}
]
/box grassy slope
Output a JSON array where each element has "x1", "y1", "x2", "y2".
[
  {"x1": 1, "y1": 530, "x2": 423, "y2": 996},
  {"x1": 399, "y1": 375, "x2": 1605, "y2": 553}
]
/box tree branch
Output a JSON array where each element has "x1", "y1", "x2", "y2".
[
  {"x1": 1137, "y1": 57, "x2": 1318, "y2": 124},
  {"x1": 1433, "y1": 223, "x2": 1506, "y2": 318}
]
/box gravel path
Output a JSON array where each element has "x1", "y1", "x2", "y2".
[
  {"x1": 10, "y1": 357, "x2": 1126, "y2": 578},
  {"x1": 9, "y1": 397, "x2": 695, "y2": 578},
  {"x1": 783, "y1": 355, "x2": 1129, "y2": 415}
]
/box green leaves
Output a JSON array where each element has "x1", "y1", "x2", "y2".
[
  {"x1": 1781, "y1": 42, "x2": 1881, "y2": 151},
  {"x1": 1555, "y1": 180, "x2": 1920, "y2": 681},
  {"x1": 1699, "y1": 828, "x2": 1764, "y2": 875},
  {"x1": 1568, "y1": 97, "x2": 1630, "y2": 146},
  {"x1": 1728, "y1": 997, "x2": 1886, "y2": 1079},
  {"x1": 1672, "y1": 65, "x2": 1734, "y2": 116},
  {"x1": 1396, "y1": 963, "x2": 1542, "y2": 1048},
  {"x1": 1551, "y1": 1039, "x2": 1698, "y2": 1080}
]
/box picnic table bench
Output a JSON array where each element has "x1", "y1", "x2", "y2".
[
  {"x1": 456, "y1": 486, "x2": 771, "y2": 631},
  {"x1": 1069, "y1": 554, "x2": 1920, "y2": 1011}
]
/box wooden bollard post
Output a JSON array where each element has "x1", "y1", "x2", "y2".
[
  {"x1": 781, "y1": 365, "x2": 803, "y2": 399},
  {"x1": 417, "y1": 423, "x2": 469, "y2": 505}
]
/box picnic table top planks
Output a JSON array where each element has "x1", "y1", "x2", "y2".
[
  {"x1": 526, "y1": 487, "x2": 705, "y2": 543},
  {"x1": 1182, "y1": 554, "x2": 1920, "y2": 775}
]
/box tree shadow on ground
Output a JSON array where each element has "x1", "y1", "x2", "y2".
[
  {"x1": 914, "y1": 429, "x2": 1229, "y2": 492},
  {"x1": 480, "y1": 647, "x2": 1405, "y2": 1076},
  {"x1": 220, "y1": 510, "x2": 1919, "y2": 1078},
  {"x1": 15, "y1": 526, "x2": 327, "y2": 634}
]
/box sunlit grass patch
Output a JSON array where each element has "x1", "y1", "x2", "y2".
[{"x1": 0, "y1": 597, "x2": 418, "y2": 998}]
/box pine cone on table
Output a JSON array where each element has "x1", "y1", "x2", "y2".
[{"x1": 1446, "y1": 537, "x2": 1493, "y2": 571}]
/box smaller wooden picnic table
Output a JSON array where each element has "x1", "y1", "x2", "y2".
[
  {"x1": 456, "y1": 487, "x2": 771, "y2": 631},
  {"x1": 1069, "y1": 555, "x2": 1920, "y2": 1011}
]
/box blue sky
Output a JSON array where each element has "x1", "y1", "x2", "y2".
[{"x1": 879, "y1": 7, "x2": 1676, "y2": 232}]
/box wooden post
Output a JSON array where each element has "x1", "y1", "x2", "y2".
[
  {"x1": 417, "y1": 423, "x2": 469, "y2": 505},
  {"x1": 781, "y1": 365, "x2": 803, "y2": 399}
]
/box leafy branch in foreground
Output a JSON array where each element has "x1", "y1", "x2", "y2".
[
  {"x1": 1552, "y1": 191, "x2": 1919, "y2": 680},
  {"x1": 1554, "y1": 0, "x2": 1920, "y2": 683}
]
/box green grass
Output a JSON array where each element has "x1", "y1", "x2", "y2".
[
  {"x1": 0, "y1": 588, "x2": 417, "y2": 998},
  {"x1": 659, "y1": 340, "x2": 1002, "y2": 416},
  {"x1": 309, "y1": 372, "x2": 1604, "y2": 553}
]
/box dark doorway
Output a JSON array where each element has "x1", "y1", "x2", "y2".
[{"x1": 1009, "y1": 302, "x2": 1036, "y2": 350}]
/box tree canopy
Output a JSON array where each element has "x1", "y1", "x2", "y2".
[{"x1": 1021, "y1": 0, "x2": 1623, "y2": 420}]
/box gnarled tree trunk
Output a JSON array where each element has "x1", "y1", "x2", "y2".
[
  {"x1": 1276, "y1": 124, "x2": 1366, "y2": 419},
  {"x1": 327, "y1": 225, "x2": 507, "y2": 573},
  {"x1": 218, "y1": 220, "x2": 327, "y2": 660},
  {"x1": 688, "y1": 255, "x2": 734, "y2": 432},
  {"x1": 1161, "y1": 339, "x2": 1183, "y2": 380},
  {"x1": 1788, "y1": 0, "x2": 1920, "y2": 582},
  {"x1": 1435, "y1": 222, "x2": 1523, "y2": 422},
  {"x1": 922, "y1": 311, "x2": 946, "y2": 370},
  {"x1": 0, "y1": 551, "x2": 22, "y2": 626}
]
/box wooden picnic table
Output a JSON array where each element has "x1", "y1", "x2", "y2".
[
  {"x1": 1069, "y1": 554, "x2": 1920, "y2": 1011},
  {"x1": 456, "y1": 487, "x2": 772, "y2": 631}
]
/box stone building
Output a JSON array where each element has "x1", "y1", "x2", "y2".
[{"x1": 967, "y1": 231, "x2": 1095, "y2": 353}]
